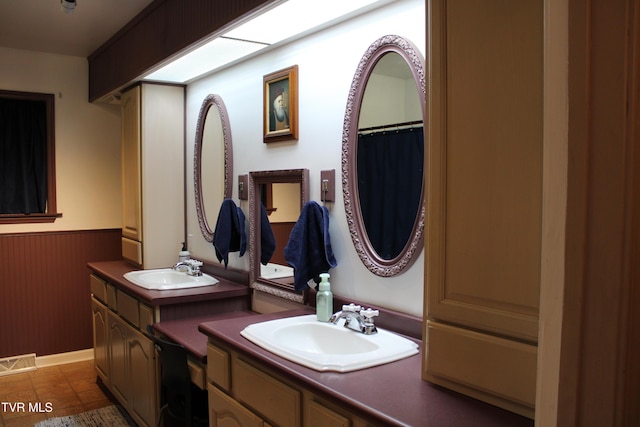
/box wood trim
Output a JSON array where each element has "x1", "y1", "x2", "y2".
[
  {"x1": 623, "y1": 2, "x2": 640, "y2": 424},
  {"x1": 547, "y1": 0, "x2": 640, "y2": 424},
  {"x1": 0, "y1": 213, "x2": 62, "y2": 224}
]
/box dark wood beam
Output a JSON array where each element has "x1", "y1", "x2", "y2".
[{"x1": 88, "y1": 0, "x2": 274, "y2": 102}]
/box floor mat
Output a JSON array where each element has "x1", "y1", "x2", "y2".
[{"x1": 33, "y1": 405, "x2": 135, "y2": 427}]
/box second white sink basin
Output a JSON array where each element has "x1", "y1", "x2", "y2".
[
  {"x1": 240, "y1": 314, "x2": 418, "y2": 372},
  {"x1": 260, "y1": 263, "x2": 294, "y2": 279},
  {"x1": 124, "y1": 268, "x2": 218, "y2": 290}
]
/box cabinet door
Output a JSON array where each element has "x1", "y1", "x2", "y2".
[
  {"x1": 233, "y1": 357, "x2": 301, "y2": 427},
  {"x1": 208, "y1": 384, "x2": 264, "y2": 427},
  {"x1": 121, "y1": 86, "x2": 142, "y2": 243},
  {"x1": 128, "y1": 328, "x2": 158, "y2": 427},
  {"x1": 91, "y1": 297, "x2": 109, "y2": 383},
  {"x1": 424, "y1": 0, "x2": 542, "y2": 419},
  {"x1": 305, "y1": 399, "x2": 351, "y2": 427},
  {"x1": 108, "y1": 311, "x2": 130, "y2": 406}
]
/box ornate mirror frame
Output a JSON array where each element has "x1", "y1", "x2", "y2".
[
  {"x1": 194, "y1": 94, "x2": 233, "y2": 242},
  {"x1": 342, "y1": 35, "x2": 426, "y2": 277}
]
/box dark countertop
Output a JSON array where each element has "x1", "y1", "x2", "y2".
[
  {"x1": 199, "y1": 309, "x2": 535, "y2": 427},
  {"x1": 152, "y1": 311, "x2": 258, "y2": 363},
  {"x1": 87, "y1": 260, "x2": 250, "y2": 306}
]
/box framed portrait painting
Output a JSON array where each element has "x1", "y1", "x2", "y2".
[{"x1": 263, "y1": 65, "x2": 298, "y2": 143}]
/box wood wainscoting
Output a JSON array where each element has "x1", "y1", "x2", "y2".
[{"x1": 0, "y1": 229, "x2": 121, "y2": 359}]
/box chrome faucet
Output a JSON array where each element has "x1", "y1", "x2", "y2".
[
  {"x1": 172, "y1": 259, "x2": 203, "y2": 276},
  {"x1": 329, "y1": 303, "x2": 379, "y2": 335}
]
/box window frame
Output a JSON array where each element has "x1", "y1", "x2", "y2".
[{"x1": 0, "y1": 89, "x2": 61, "y2": 224}]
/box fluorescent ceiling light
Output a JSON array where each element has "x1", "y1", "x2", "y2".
[
  {"x1": 143, "y1": 0, "x2": 384, "y2": 83},
  {"x1": 225, "y1": 0, "x2": 380, "y2": 44},
  {"x1": 143, "y1": 37, "x2": 266, "y2": 83}
]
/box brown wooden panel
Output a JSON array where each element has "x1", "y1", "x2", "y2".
[
  {"x1": 427, "y1": 0, "x2": 542, "y2": 343},
  {"x1": 0, "y1": 229, "x2": 121, "y2": 358},
  {"x1": 425, "y1": 321, "x2": 537, "y2": 418},
  {"x1": 88, "y1": 0, "x2": 273, "y2": 101},
  {"x1": 158, "y1": 296, "x2": 250, "y2": 322},
  {"x1": 270, "y1": 221, "x2": 295, "y2": 265}
]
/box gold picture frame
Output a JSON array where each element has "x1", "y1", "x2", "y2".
[{"x1": 263, "y1": 65, "x2": 298, "y2": 143}]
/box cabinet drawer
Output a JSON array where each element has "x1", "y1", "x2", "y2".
[
  {"x1": 208, "y1": 383, "x2": 264, "y2": 427},
  {"x1": 306, "y1": 399, "x2": 351, "y2": 427},
  {"x1": 233, "y1": 357, "x2": 301, "y2": 427},
  {"x1": 207, "y1": 343, "x2": 230, "y2": 391},
  {"x1": 188, "y1": 359, "x2": 206, "y2": 390},
  {"x1": 117, "y1": 291, "x2": 139, "y2": 327},
  {"x1": 425, "y1": 321, "x2": 537, "y2": 415},
  {"x1": 139, "y1": 302, "x2": 154, "y2": 330},
  {"x1": 89, "y1": 274, "x2": 107, "y2": 304},
  {"x1": 122, "y1": 237, "x2": 142, "y2": 266},
  {"x1": 107, "y1": 284, "x2": 117, "y2": 310}
]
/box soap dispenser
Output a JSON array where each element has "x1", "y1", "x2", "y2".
[
  {"x1": 179, "y1": 242, "x2": 190, "y2": 262},
  {"x1": 316, "y1": 273, "x2": 333, "y2": 322}
]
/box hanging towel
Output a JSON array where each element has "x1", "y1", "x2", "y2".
[
  {"x1": 213, "y1": 199, "x2": 247, "y2": 267},
  {"x1": 284, "y1": 201, "x2": 337, "y2": 291},
  {"x1": 260, "y1": 204, "x2": 276, "y2": 265}
]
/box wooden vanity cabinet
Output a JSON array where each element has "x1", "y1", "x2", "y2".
[
  {"x1": 424, "y1": 0, "x2": 542, "y2": 419},
  {"x1": 208, "y1": 384, "x2": 267, "y2": 427},
  {"x1": 121, "y1": 83, "x2": 184, "y2": 268},
  {"x1": 206, "y1": 341, "x2": 377, "y2": 427},
  {"x1": 90, "y1": 274, "x2": 158, "y2": 427},
  {"x1": 91, "y1": 297, "x2": 109, "y2": 382}
]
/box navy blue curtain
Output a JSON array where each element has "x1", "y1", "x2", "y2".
[
  {"x1": 0, "y1": 98, "x2": 48, "y2": 214},
  {"x1": 357, "y1": 127, "x2": 423, "y2": 260}
]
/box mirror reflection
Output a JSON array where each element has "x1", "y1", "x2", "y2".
[
  {"x1": 194, "y1": 94, "x2": 233, "y2": 242},
  {"x1": 357, "y1": 52, "x2": 423, "y2": 260},
  {"x1": 249, "y1": 169, "x2": 309, "y2": 292},
  {"x1": 202, "y1": 106, "x2": 225, "y2": 233},
  {"x1": 259, "y1": 183, "x2": 301, "y2": 283},
  {"x1": 342, "y1": 35, "x2": 426, "y2": 277}
]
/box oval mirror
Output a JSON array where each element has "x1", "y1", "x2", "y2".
[
  {"x1": 194, "y1": 94, "x2": 233, "y2": 242},
  {"x1": 342, "y1": 35, "x2": 426, "y2": 276}
]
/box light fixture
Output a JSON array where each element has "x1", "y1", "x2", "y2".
[
  {"x1": 61, "y1": 0, "x2": 76, "y2": 14},
  {"x1": 142, "y1": 0, "x2": 389, "y2": 83}
]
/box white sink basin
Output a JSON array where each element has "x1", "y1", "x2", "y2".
[
  {"x1": 124, "y1": 268, "x2": 218, "y2": 290},
  {"x1": 240, "y1": 314, "x2": 418, "y2": 372},
  {"x1": 260, "y1": 263, "x2": 294, "y2": 279}
]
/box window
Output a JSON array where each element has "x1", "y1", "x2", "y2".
[{"x1": 0, "y1": 90, "x2": 60, "y2": 223}]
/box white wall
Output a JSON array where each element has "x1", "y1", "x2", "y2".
[
  {"x1": 0, "y1": 47, "x2": 122, "y2": 233},
  {"x1": 186, "y1": 0, "x2": 426, "y2": 316}
]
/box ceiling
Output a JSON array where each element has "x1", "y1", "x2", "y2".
[{"x1": 0, "y1": 0, "x2": 154, "y2": 57}]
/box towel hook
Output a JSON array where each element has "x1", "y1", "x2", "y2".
[{"x1": 322, "y1": 179, "x2": 329, "y2": 204}]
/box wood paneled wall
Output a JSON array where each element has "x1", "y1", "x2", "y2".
[{"x1": 0, "y1": 229, "x2": 121, "y2": 358}]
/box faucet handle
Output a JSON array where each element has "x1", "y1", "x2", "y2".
[
  {"x1": 360, "y1": 308, "x2": 379, "y2": 319},
  {"x1": 342, "y1": 303, "x2": 361, "y2": 313},
  {"x1": 189, "y1": 259, "x2": 203, "y2": 267}
]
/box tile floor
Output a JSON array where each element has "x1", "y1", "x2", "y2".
[{"x1": 0, "y1": 360, "x2": 114, "y2": 426}]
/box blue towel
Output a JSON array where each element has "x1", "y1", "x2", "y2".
[
  {"x1": 213, "y1": 199, "x2": 246, "y2": 267},
  {"x1": 284, "y1": 201, "x2": 337, "y2": 291},
  {"x1": 260, "y1": 204, "x2": 276, "y2": 265}
]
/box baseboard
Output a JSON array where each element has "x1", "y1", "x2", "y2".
[{"x1": 36, "y1": 349, "x2": 94, "y2": 368}]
